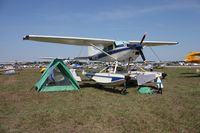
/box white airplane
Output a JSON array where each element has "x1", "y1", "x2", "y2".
[
  {"x1": 0, "y1": 65, "x2": 16, "y2": 75},
  {"x1": 23, "y1": 33, "x2": 178, "y2": 94},
  {"x1": 23, "y1": 33, "x2": 178, "y2": 63},
  {"x1": 39, "y1": 57, "x2": 74, "y2": 64}
]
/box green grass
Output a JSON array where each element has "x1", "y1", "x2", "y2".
[{"x1": 0, "y1": 68, "x2": 199, "y2": 133}]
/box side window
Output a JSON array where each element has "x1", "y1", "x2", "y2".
[
  {"x1": 135, "y1": 51, "x2": 140, "y2": 55},
  {"x1": 108, "y1": 45, "x2": 113, "y2": 51},
  {"x1": 103, "y1": 45, "x2": 113, "y2": 52},
  {"x1": 116, "y1": 44, "x2": 124, "y2": 48}
]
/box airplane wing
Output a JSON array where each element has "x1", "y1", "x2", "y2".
[
  {"x1": 39, "y1": 56, "x2": 102, "y2": 63},
  {"x1": 39, "y1": 57, "x2": 69, "y2": 60},
  {"x1": 129, "y1": 41, "x2": 178, "y2": 46},
  {"x1": 0, "y1": 68, "x2": 15, "y2": 72},
  {"x1": 23, "y1": 35, "x2": 115, "y2": 46}
]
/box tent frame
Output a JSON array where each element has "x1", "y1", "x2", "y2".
[{"x1": 35, "y1": 59, "x2": 80, "y2": 92}]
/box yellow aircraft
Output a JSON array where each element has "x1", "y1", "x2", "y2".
[
  {"x1": 184, "y1": 52, "x2": 200, "y2": 63},
  {"x1": 184, "y1": 52, "x2": 200, "y2": 74}
]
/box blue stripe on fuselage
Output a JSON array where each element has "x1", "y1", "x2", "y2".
[
  {"x1": 89, "y1": 47, "x2": 132, "y2": 60},
  {"x1": 111, "y1": 77, "x2": 124, "y2": 82}
]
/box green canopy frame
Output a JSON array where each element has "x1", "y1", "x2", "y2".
[{"x1": 35, "y1": 59, "x2": 80, "y2": 92}]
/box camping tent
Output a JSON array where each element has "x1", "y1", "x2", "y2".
[{"x1": 35, "y1": 59, "x2": 80, "y2": 92}]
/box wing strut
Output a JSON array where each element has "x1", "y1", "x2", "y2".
[
  {"x1": 89, "y1": 43, "x2": 119, "y2": 73},
  {"x1": 89, "y1": 43, "x2": 117, "y2": 61}
]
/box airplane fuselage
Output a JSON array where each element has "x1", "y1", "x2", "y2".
[{"x1": 89, "y1": 46, "x2": 140, "y2": 62}]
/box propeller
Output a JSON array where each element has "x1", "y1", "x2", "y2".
[
  {"x1": 127, "y1": 32, "x2": 147, "y2": 62},
  {"x1": 139, "y1": 49, "x2": 146, "y2": 62},
  {"x1": 140, "y1": 32, "x2": 147, "y2": 44}
]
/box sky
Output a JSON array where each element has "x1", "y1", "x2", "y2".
[{"x1": 0, "y1": 0, "x2": 200, "y2": 62}]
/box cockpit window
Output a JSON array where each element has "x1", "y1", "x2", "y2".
[{"x1": 115, "y1": 41, "x2": 128, "y2": 48}]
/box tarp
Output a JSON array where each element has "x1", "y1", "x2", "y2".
[
  {"x1": 35, "y1": 59, "x2": 80, "y2": 92},
  {"x1": 137, "y1": 87, "x2": 154, "y2": 94},
  {"x1": 137, "y1": 77, "x2": 164, "y2": 94}
]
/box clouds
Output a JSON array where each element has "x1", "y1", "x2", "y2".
[
  {"x1": 90, "y1": 1, "x2": 200, "y2": 22},
  {"x1": 40, "y1": 0, "x2": 200, "y2": 24}
]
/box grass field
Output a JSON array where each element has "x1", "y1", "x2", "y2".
[{"x1": 0, "y1": 68, "x2": 199, "y2": 133}]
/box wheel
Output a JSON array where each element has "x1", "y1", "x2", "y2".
[{"x1": 120, "y1": 88, "x2": 127, "y2": 95}]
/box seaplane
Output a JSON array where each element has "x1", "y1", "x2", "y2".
[{"x1": 23, "y1": 33, "x2": 178, "y2": 94}]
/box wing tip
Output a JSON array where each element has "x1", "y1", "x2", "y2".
[{"x1": 23, "y1": 35, "x2": 29, "y2": 40}]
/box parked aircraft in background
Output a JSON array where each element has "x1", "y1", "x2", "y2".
[
  {"x1": 0, "y1": 61, "x2": 23, "y2": 75},
  {"x1": 184, "y1": 52, "x2": 200, "y2": 74},
  {"x1": 184, "y1": 52, "x2": 200, "y2": 63},
  {"x1": 0, "y1": 65, "x2": 16, "y2": 75}
]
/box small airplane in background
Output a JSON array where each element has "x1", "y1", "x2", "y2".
[
  {"x1": 0, "y1": 65, "x2": 16, "y2": 75},
  {"x1": 0, "y1": 61, "x2": 22, "y2": 75},
  {"x1": 184, "y1": 52, "x2": 200, "y2": 64},
  {"x1": 39, "y1": 57, "x2": 75, "y2": 64},
  {"x1": 184, "y1": 52, "x2": 200, "y2": 74}
]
